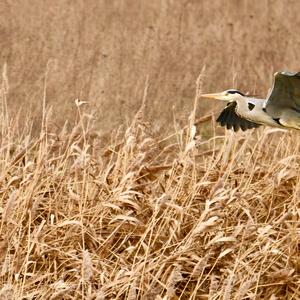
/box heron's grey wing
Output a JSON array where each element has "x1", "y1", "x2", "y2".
[
  {"x1": 217, "y1": 102, "x2": 261, "y2": 131},
  {"x1": 265, "y1": 71, "x2": 300, "y2": 118}
]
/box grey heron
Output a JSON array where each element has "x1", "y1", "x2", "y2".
[{"x1": 201, "y1": 71, "x2": 300, "y2": 131}]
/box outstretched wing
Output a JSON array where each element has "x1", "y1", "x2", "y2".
[
  {"x1": 217, "y1": 102, "x2": 261, "y2": 131},
  {"x1": 265, "y1": 71, "x2": 300, "y2": 118}
]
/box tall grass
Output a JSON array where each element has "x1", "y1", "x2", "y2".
[
  {"x1": 1, "y1": 1, "x2": 300, "y2": 298},
  {"x1": 0, "y1": 70, "x2": 299, "y2": 299},
  {"x1": 2, "y1": 0, "x2": 300, "y2": 134}
]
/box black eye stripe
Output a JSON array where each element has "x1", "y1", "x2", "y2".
[
  {"x1": 227, "y1": 90, "x2": 245, "y2": 96},
  {"x1": 248, "y1": 103, "x2": 255, "y2": 111}
]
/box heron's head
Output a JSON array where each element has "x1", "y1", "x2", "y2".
[{"x1": 201, "y1": 89, "x2": 245, "y2": 101}]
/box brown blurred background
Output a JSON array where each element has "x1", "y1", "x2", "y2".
[{"x1": 1, "y1": 0, "x2": 300, "y2": 134}]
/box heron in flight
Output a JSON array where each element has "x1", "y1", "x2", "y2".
[{"x1": 201, "y1": 71, "x2": 300, "y2": 131}]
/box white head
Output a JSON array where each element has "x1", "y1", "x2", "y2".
[{"x1": 201, "y1": 89, "x2": 246, "y2": 101}]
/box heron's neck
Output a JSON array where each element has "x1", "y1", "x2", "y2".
[
  {"x1": 234, "y1": 96, "x2": 281, "y2": 127},
  {"x1": 234, "y1": 95, "x2": 264, "y2": 105}
]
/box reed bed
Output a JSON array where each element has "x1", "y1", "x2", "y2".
[{"x1": 0, "y1": 75, "x2": 299, "y2": 299}]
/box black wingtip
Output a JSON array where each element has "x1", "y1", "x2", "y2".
[{"x1": 217, "y1": 102, "x2": 261, "y2": 132}]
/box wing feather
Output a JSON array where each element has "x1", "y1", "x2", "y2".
[
  {"x1": 266, "y1": 71, "x2": 300, "y2": 118},
  {"x1": 217, "y1": 102, "x2": 261, "y2": 131}
]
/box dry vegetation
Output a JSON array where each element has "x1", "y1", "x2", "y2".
[{"x1": 0, "y1": 0, "x2": 300, "y2": 299}]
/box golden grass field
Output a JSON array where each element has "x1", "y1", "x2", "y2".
[{"x1": 0, "y1": 0, "x2": 300, "y2": 299}]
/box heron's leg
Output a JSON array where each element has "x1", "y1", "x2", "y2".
[{"x1": 279, "y1": 109, "x2": 300, "y2": 129}]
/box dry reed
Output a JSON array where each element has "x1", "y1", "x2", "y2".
[
  {"x1": 0, "y1": 74, "x2": 299, "y2": 299},
  {"x1": 1, "y1": 1, "x2": 300, "y2": 299}
]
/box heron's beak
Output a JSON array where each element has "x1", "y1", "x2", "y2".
[{"x1": 201, "y1": 92, "x2": 225, "y2": 100}]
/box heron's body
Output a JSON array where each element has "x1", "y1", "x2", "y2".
[
  {"x1": 234, "y1": 96, "x2": 279, "y2": 127},
  {"x1": 202, "y1": 71, "x2": 300, "y2": 131}
]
